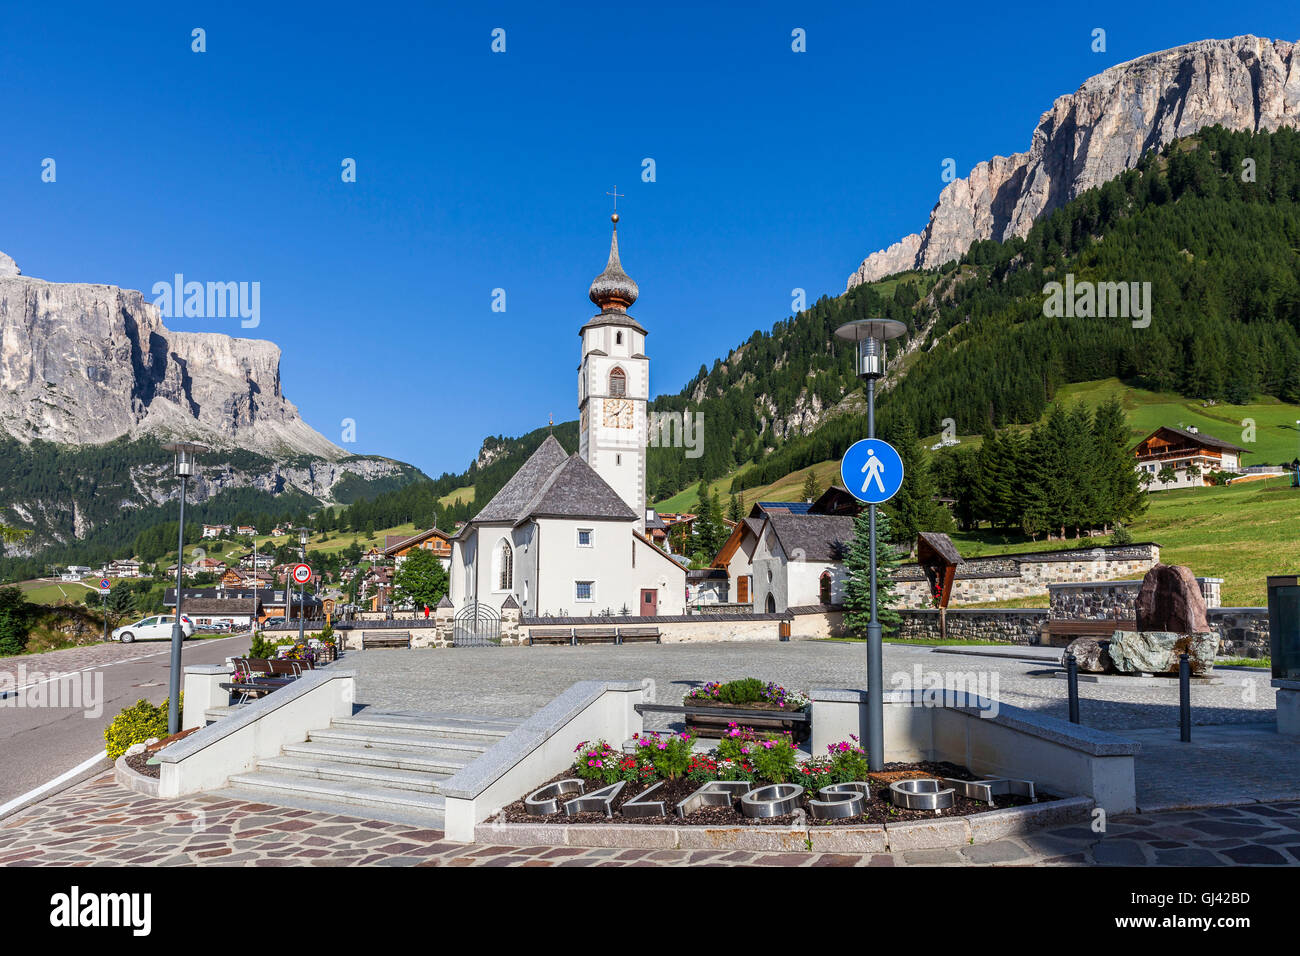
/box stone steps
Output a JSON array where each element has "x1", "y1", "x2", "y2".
[
  {"x1": 216, "y1": 709, "x2": 515, "y2": 828},
  {"x1": 280, "y1": 740, "x2": 470, "y2": 775}
]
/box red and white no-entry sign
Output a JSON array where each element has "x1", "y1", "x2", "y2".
[{"x1": 291, "y1": 564, "x2": 312, "y2": 585}]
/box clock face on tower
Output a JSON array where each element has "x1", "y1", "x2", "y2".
[{"x1": 602, "y1": 399, "x2": 634, "y2": 429}]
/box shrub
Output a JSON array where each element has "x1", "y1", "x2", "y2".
[
  {"x1": 826, "y1": 736, "x2": 870, "y2": 781},
  {"x1": 573, "y1": 739, "x2": 649, "y2": 784},
  {"x1": 104, "y1": 696, "x2": 180, "y2": 761},
  {"x1": 1108, "y1": 523, "x2": 1134, "y2": 546},
  {"x1": 750, "y1": 733, "x2": 800, "y2": 784},
  {"x1": 247, "y1": 631, "x2": 279, "y2": 658},
  {"x1": 0, "y1": 587, "x2": 34, "y2": 657},
  {"x1": 633, "y1": 730, "x2": 696, "y2": 779}
]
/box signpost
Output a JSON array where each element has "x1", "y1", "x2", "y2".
[
  {"x1": 292, "y1": 563, "x2": 312, "y2": 644},
  {"x1": 834, "y1": 317, "x2": 908, "y2": 772},
  {"x1": 99, "y1": 578, "x2": 111, "y2": 644}
]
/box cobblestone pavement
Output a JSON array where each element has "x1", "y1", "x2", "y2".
[
  {"x1": 3, "y1": 772, "x2": 1300, "y2": 866},
  {"x1": 349, "y1": 641, "x2": 1273, "y2": 732}
]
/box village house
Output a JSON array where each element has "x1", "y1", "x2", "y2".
[
  {"x1": 384, "y1": 527, "x2": 453, "y2": 571},
  {"x1": 201, "y1": 524, "x2": 230, "y2": 539},
  {"x1": 1132, "y1": 425, "x2": 1248, "y2": 490}
]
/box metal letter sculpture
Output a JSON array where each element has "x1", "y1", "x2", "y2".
[
  {"x1": 887, "y1": 778, "x2": 956, "y2": 813},
  {"x1": 740, "y1": 784, "x2": 805, "y2": 819},
  {"x1": 808, "y1": 781, "x2": 871, "y2": 820},
  {"x1": 525, "y1": 779, "x2": 585, "y2": 815},
  {"x1": 675, "y1": 780, "x2": 752, "y2": 819},
  {"x1": 621, "y1": 781, "x2": 669, "y2": 819},
  {"x1": 563, "y1": 781, "x2": 626, "y2": 818},
  {"x1": 942, "y1": 777, "x2": 1036, "y2": 805}
]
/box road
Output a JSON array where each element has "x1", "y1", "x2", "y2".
[{"x1": 0, "y1": 632, "x2": 251, "y2": 816}]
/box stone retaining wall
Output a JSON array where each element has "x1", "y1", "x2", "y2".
[
  {"x1": 1208, "y1": 608, "x2": 1270, "y2": 658},
  {"x1": 1047, "y1": 578, "x2": 1222, "y2": 620},
  {"x1": 897, "y1": 609, "x2": 1048, "y2": 645},
  {"x1": 893, "y1": 543, "x2": 1161, "y2": 607}
]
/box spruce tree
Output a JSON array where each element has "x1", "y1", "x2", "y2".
[{"x1": 843, "y1": 508, "x2": 902, "y2": 638}]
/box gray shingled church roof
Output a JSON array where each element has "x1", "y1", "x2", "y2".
[
  {"x1": 514, "y1": 454, "x2": 637, "y2": 523},
  {"x1": 471, "y1": 435, "x2": 571, "y2": 523},
  {"x1": 765, "y1": 513, "x2": 855, "y2": 562}
]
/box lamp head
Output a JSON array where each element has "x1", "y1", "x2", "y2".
[
  {"x1": 834, "y1": 319, "x2": 908, "y2": 379},
  {"x1": 162, "y1": 441, "x2": 209, "y2": 477}
]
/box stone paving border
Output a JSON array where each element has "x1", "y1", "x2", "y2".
[
  {"x1": 473, "y1": 796, "x2": 1093, "y2": 851},
  {"x1": 4, "y1": 773, "x2": 1300, "y2": 866}
]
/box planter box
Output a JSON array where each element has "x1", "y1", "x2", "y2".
[{"x1": 683, "y1": 701, "x2": 810, "y2": 742}]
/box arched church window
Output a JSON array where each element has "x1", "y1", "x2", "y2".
[
  {"x1": 497, "y1": 540, "x2": 513, "y2": 591},
  {"x1": 609, "y1": 366, "x2": 626, "y2": 397},
  {"x1": 615, "y1": 331, "x2": 623, "y2": 345},
  {"x1": 820, "y1": 570, "x2": 833, "y2": 605}
]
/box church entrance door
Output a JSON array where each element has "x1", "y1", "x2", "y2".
[{"x1": 640, "y1": 589, "x2": 657, "y2": 616}]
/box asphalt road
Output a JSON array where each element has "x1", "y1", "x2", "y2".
[{"x1": 0, "y1": 632, "x2": 251, "y2": 817}]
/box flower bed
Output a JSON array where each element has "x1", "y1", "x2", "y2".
[{"x1": 509, "y1": 729, "x2": 1052, "y2": 828}]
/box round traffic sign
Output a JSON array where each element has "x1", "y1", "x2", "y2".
[
  {"x1": 99, "y1": 578, "x2": 111, "y2": 591},
  {"x1": 291, "y1": 563, "x2": 312, "y2": 585},
  {"x1": 841, "y1": 438, "x2": 905, "y2": 504}
]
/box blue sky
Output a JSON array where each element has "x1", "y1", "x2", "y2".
[{"x1": 2, "y1": 2, "x2": 1297, "y2": 479}]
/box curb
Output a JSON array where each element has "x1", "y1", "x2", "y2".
[
  {"x1": 473, "y1": 795, "x2": 1095, "y2": 851},
  {"x1": 114, "y1": 747, "x2": 161, "y2": 798}
]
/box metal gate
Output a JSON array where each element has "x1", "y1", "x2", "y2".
[{"x1": 453, "y1": 602, "x2": 501, "y2": 647}]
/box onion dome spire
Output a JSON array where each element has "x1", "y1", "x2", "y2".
[{"x1": 588, "y1": 213, "x2": 638, "y2": 311}]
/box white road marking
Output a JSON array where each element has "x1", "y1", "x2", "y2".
[
  {"x1": 0, "y1": 751, "x2": 107, "y2": 819},
  {"x1": 1, "y1": 633, "x2": 249, "y2": 695}
]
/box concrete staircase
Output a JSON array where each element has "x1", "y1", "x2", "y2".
[{"x1": 215, "y1": 710, "x2": 524, "y2": 828}]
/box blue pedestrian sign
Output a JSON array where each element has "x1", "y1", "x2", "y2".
[{"x1": 841, "y1": 439, "x2": 904, "y2": 504}]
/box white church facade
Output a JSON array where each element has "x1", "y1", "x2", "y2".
[{"x1": 449, "y1": 214, "x2": 687, "y2": 618}]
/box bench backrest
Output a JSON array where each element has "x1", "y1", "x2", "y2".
[
  {"x1": 577, "y1": 627, "x2": 618, "y2": 638},
  {"x1": 618, "y1": 627, "x2": 660, "y2": 637},
  {"x1": 529, "y1": 628, "x2": 572, "y2": 638}
]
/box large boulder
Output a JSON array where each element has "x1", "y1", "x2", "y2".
[
  {"x1": 1109, "y1": 630, "x2": 1219, "y2": 675},
  {"x1": 1062, "y1": 637, "x2": 1113, "y2": 673},
  {"x1": 1135, "y1": 564, "x2": 1210, "y2": 633}
]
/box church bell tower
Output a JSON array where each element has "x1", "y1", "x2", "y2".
[{"x1": 578, "y1": 211, "x2": 648, "y2": 533}]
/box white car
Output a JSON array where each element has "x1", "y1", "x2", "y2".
[{"x1": 111, "y1": 614, "x2": 195, "y2": 643}]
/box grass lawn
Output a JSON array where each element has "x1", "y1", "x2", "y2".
[{"x1": 949, "y1": 478, "x2": 1299, "y2": 606}]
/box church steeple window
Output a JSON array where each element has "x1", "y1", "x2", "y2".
[{"x1": 609, "y1": 367, "x2": 626, "y2": 397}]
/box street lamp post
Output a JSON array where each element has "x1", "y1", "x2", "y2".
[
  {"x1": 161, "y1": 441, "x2": 208, "y2": 736},
  {"x1": 298, "y1": 527, "x2": 310, "y2": 644},
  {"x1": 834, "y1": 319, "x2": 907, "y2": 772}
]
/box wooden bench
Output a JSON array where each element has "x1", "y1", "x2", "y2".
[
  {"x1": 363, "y1": 631, "x2": 411, "y2": 650},
  {"x1": 222, "y1": 658, "x2": 309, "y2": 702},
  {"x1": 617, "y1": 626, "x2": 661, "y2": 644},
  {"x1": 574, "y1": 627, "x2": 619, "y2": 645},
  {"x1": 528, "y1": 628, "x2": 574, "y2": 646},
  {"x1": 1043, "y1": 619, "x2": 1137, "y2": 647}
]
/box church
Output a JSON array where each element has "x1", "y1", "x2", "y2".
[{"x1": 448, "y1": 214, "x2": 687, "y2": 618}]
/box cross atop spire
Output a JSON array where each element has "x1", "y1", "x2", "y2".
[{"x1": 605, "y1": 185, "x2": 624, "y2": 214}]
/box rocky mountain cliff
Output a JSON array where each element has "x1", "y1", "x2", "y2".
[
  {"x1": 847, "y1": 35, "x2": 1300, "y2": 288},
  {"x1": 0, "y1": 253, "x2": 342, "y2": 458}
]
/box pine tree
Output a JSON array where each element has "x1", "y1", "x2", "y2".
[
  {"x1": 728, "y1": 493, "x2": 742, "y2": 523},
  {"x1": 843, "y1": 508, "x2": 902, "y2": 638},
  {"x1": 800, "y1": 470, "x2": 820, "y2": 503}
]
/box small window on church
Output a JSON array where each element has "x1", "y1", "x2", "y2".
[
  {"x1": 609, "y1": 367, "x2": 626, "y2": 397},
  {"x1": 615, "y1": 454, "x2": 621, "y2": 466},
  {"x1": 577, "y1": 529, "x2": 593, "y2": 547},
  {"x1": 615, "y1": 331, "x2": 623, "y2": 345},
  {"x1": 575, "y1": 580, "x2": 594, "y2": 602}
]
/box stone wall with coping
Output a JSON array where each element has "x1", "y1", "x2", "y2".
[
  {"x1": 892, "y1": 543, "x2": 1161, "y2": 608},
  {"x1": 1209, "y1": 608, "x2": 1270, "y2": 658}
]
